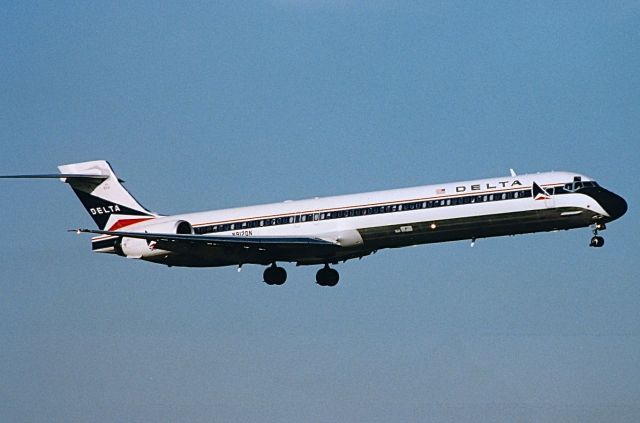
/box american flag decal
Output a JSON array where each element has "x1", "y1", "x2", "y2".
[{"x1": 436, "y1": 188, "x2": 446, "y2": 194}]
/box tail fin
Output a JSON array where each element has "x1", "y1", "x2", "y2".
[{"x1": 58, "y1": 160, "x2": 157, "y2": 230}]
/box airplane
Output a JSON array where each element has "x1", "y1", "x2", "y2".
[{"x1": 1, "y1": 160, "x2": 627, "y2": 286}]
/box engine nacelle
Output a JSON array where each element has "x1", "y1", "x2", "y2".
[
  {"x1": 139, "y1": 219, "x2": 193, "y2": 235},
  {"x1": 115, "y1": 219, "x2": 193, "y2": 258}
]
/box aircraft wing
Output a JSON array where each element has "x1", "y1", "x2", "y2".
[{"x1": 75, "y1": 228, "x2": 338, "y2": 251}]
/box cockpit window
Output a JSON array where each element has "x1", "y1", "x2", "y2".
[{"x1": 564, "y1": 180, "x2": 599, "y2": 192}]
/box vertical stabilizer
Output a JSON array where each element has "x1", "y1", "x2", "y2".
[{"x1": 58, "y1": 160, "x2": 156, "y2": 230}]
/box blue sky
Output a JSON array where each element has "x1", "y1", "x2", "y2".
[{"x1": 1, "y1": 1, "x2": 639, "y2": 421}]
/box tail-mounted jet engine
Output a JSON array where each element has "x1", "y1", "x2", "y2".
[{"x1": 115, "y1": 220, "x2": 193, "y2": 258}]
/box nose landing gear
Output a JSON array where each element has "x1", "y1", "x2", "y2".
[
  {"x1": 589, "y1": 222, "x2": 606, "y2": 248},
  {"x1": 590, "y1": 236, "x2": 605, "y2": 247}
]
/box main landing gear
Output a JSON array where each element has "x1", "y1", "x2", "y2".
[
  {"x1": 261, "y1": 263, "x2": 340, "y2": 286},
  {"x1": 589, "y1": 222, "x2": 606, "y2": 248},
  {"x1": 263, "y1": 264, "x2": 287, "y2": 285},
  {"x1": 316, "y1": 264, "x2": 339, "y2": 287}
]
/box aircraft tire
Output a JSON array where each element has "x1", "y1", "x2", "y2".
[
  {"x1": 589, "y1": 236, "x2": 605, "y2": 248},
  {"x1": 316, "y1": 266, "x2": 339, "y2": 287},
  {"x1": 264, "y1": 265, "x2": 287, "y2": 285}
]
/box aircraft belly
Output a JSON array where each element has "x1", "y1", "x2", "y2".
[
  {"x1": 144, "y1": 241, "x2": 345, "y2": 267},
  {"x1": 134, "y1": 206, "x2": 599, "y2": 268},
  {"x1": 358, "y1": 207, "x2": 600, "y2": 249}
]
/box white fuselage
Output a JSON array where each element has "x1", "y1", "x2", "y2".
[{"x1": 91, "y1": 171, "x2": 616, "y2": 267}]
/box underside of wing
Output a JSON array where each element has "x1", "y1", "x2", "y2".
[
  {"x1": 78, "y1": 228, "x2": 337, "y2": 248},
  {"x1": 77, "y1": 228, "x2": 344, "y2": 266}
]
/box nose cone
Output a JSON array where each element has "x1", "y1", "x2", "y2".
[
  {"x1": 581, "y1": 187, "x2": 628, "y2": 221},
  {"x1": 604, "y1": 190, "x2": 628, "y2": 220}
]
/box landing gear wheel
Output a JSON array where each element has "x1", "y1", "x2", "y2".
[
  {"x1": 316, "y1": 265, "x2": 339, "y2": 287},
  {"x1": 263, "y1": 264, "x2": 287, "y2": 285},
  {"x1": 589, "y1": 236, "x2": 605, "y2": 248},
  {"x1": 590, "y1": 223, "x2": 606, "y2": 248}
]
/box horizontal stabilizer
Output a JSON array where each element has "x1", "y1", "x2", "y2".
[
  {"x1": 0, "y1": 174, "x2": 112, "y2": 181},
  {"x1": 2, "y1": 161, "x2": 154, "y2": 230}
]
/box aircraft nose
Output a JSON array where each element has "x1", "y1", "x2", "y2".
[
  {"x1": 581, "y1": 187, "x2": 628, "y2": 221},
  {"x1": 604, "y1": 190, "x2": 628, "y2": 220}
]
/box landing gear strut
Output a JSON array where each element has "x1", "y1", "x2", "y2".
[
  {"x1": 316, "y1": 264, "x2": 339, "y2": 287},
  {"x1": 590, "y1": 222, "x2": 606, "y2": 248},
  {"x1": 263, "y1": 264, "x2": 287, "y2": 285}
]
